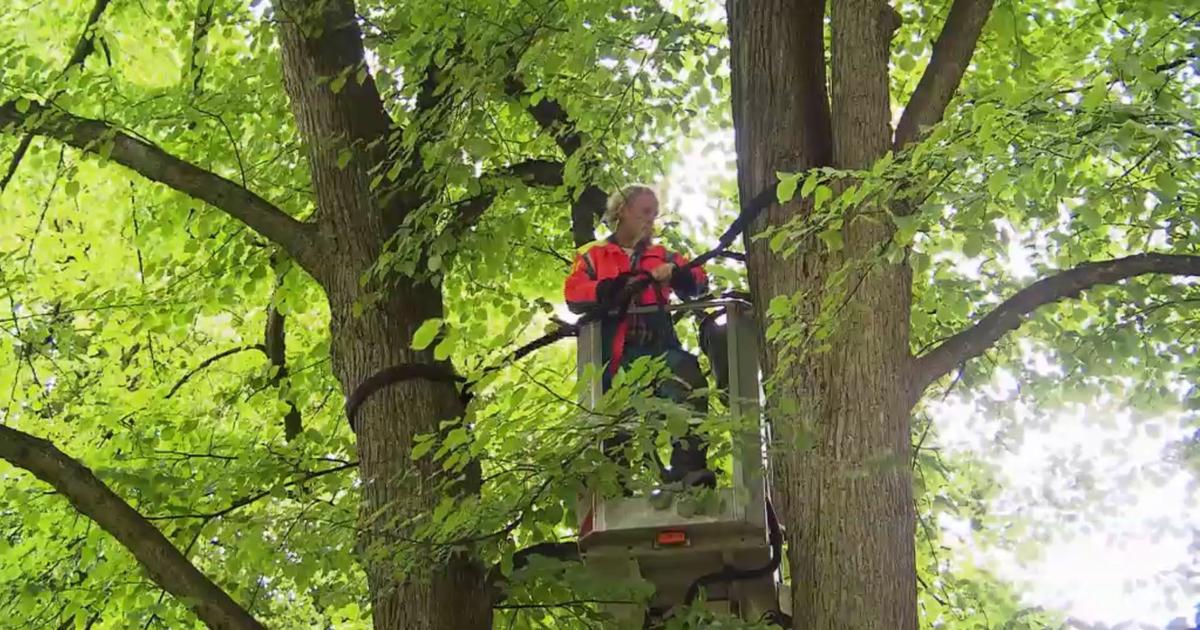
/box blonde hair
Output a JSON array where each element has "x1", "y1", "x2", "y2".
[{"x1": 603, "y1": 184, "x2": 658, "y2": 230}]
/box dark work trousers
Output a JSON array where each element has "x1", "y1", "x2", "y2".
[{"x1": 601, "y1": 340, "x2": 713, "y2": 482}]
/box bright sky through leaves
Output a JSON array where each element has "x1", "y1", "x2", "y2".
[
  {"x1": 2, "y1": 0, "x2": 1199, "y2": 628},
  {"x1": 666, "y1": 134, "x2": 1199, "y2": 627}
]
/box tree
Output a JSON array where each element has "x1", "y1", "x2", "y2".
[
  {"x1": 1, "y1": 0, "x2": 721, "y2": 628},
  {"x1": 1, "y1": 1, "x2": 1197, "y2": 629},
  {"x1": 727, "y1": 0, "x2": 1198, "y2": 628}
]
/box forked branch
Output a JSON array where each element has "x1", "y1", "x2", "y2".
[
  {"x1": 911, "y1": 253, "x2": 1200, "y2": 397},
  {"x1": 0, "y1": 425, "x2": 265, "y2": 630},
  {"x1": 894, "y1": 0, "x2": 995, "y2": 150}
]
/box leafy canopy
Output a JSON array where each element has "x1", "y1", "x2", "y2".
[{"x1": 1, "y1": 0, "x2": 1197, "y2": 628}]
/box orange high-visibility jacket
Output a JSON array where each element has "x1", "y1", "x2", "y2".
[{"x1": 564, "y1": 236, "x2": 708, "y2": 373}]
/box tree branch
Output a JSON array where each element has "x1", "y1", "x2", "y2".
[
  {"x1": 502, "y1": 76, "x2": 605, "y2": 245},
  {"x1": 448, "y1": 158, "x2": 604, "y2": 241},
  {"x1": 63, "y1": 0, "x2": 113, "y2": 70},
  {"x1": 0, "y1": 102, "x2": 321, "y2": 270},
  {"x1": 0, "y1": 425, "x2": 266, "y2": 630},
  {"x1": 0, "y1": 0, "x2": 113, "y2": 192},
  {"x1": 1154, "y1": 49, "x2": 1199, "y2": 73},
  {"x1": 911, "y1": 253, "x2": 1200, "y2": 397},
  {"x1": 441, "y1": 159, "x2": 565, "y2": 232},
  {"x1": 0, "y1": 134, "x2": 35, "y2": 193},
  {"x1": 493, "y1": 158, "x2": 567, "y2": 187},
  {"x1": 503, "y1": 77, "x2": 583, "y2": 156},
  {"x1": 894, "y1": 0, "x2": 995, "y2": 150},
  {"x1": 379, "y1": 40, "x2": 465, "y2": 219},
  {"x1": 276, "y1": 0, "x2": 396, "y2": 238},
  {"x1": 570, "y1": 185, "x2": 608, "y2": 246},
  {"x1": 166, "y1": 344, "x2": 267, "y2": 399},
  {"x1": 146, "y1": 461, "x2": 358, "y2": 522},
  {"x1": 264, "y1": 263, "x2": 302, "y2": 441}
]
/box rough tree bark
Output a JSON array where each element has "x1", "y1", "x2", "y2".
[
  {"x1": 1, "y1": 0, "x2": 594, "y2": 624},
  {"x1": 726, "y1": 0, "x2": 985, "y2": 627},
  {"x1": 273, "y1": 1, "x2": 490, "y2": 629},
  {"x1": 5, "y1": 0, "x2": 1197, "y2": 627}
]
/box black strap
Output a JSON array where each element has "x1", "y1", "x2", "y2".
[
  {"x1": 344, "y1": 183, "x2": 780, "y2": 430},
  {"x1": 344, "y1": 363, "x2": 468, "y2": 432},
  {"x1": 581, "y1": 251, "x2": 597, "y2": 279},
  {"x1": 683, "y1": 499, "x2": 782, "y2": 605}
]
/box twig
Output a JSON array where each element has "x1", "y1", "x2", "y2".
[
  {"x1": 165, "y1": 345, "x2": 266, "y2": 399},
  {"x1": 145, "y1": 461, "x2": 358, "y2": 522}
]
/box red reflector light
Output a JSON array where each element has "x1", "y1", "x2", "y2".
[{"x1": 656, "y1": 530, "x2": 688, "y2": 546}]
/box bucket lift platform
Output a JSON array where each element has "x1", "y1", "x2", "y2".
[{"x1": 574, "y1": 299, "x2": 786, "y2": 625}]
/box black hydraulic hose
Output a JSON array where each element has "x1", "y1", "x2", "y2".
[{"x1": 682, "y1": 498, "x2": 783, "y2": 606}]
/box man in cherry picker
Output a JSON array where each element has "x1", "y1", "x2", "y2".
[{"x1": 564, "y1": 184, "x2": 717, "y2": 489}]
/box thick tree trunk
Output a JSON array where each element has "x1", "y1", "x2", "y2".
[
  {"x1": 326, "y1": 288, "x2": 491, "y2": 630},
  {"x1": 275, "y1": 1, "x2": 490, "y2": 628},
  {"x1": 728, "y1": 1, "x2": 917, "y2": 628}
]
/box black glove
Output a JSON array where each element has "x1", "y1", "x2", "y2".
[
  {"x1": 595, "y1": 272, "x2": 635, "y2": 309},
  {"x1": 669, "y1": 264, "x2": 700, "y2": 296}
]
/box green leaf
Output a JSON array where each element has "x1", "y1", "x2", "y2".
[
  {"x1": 411, "y1": 318, "x2": 443, "y2": 350},
  {"x1": 767, "y1": 295, "x2": 791, "y2": 318},
  {"x1": 411, "y1": 435, "x2": 436, "y2": 460},
  {"x1": 813, "y1": 185, "x2": 832, "y2": 208},
  {"x1": 330, "y1": 73, "x2": 348, "y2": 94},
  {"x1": 762, "y1": 226, "x2": 785, "y2": 253},
  {"x1": 962, "y1": 232, "x2": 984, "y2": 258},
  {"x1": 818, "y1": 228, "x2": 843, "y2": 252},
  {"x1": 801, "y1": 172, "x2": 819, "y2": 198},
  {"x1": 776, "y1": 173, "x2": 799, "y2": 203},
  {"x1": 465, "y1": 138, "x2": 494, "y2": 158},
  {"x1": 987, "y1": 172, "x2": 1007, "y2": 197},
  {"x1": 893, "y1": 214, "x2": 919, "y2": 244},
  {"x1": 1155, "y1": 171, "x2": 1178, "y2": 198},
  {"x1": 992, "y1": 5, "x2": 1015, "y2": 41},
  {"x1": 386, "y1": 160, "x2": 403, "y2": 182},
  {"x1": 446, "y1": 164, "x2": 471, "y2": 186},
  {"x1": 1082, "y1": 76, "x2": 1107, "y2": 109},
  {"x1": 336, "y1": 148, "x2": 352, "y2": 170},
  {"x1": 443, "y1": 427, "x2": 468, "y2": 450},
  {"x1": 433, "y1": 329, "x2": 456, "y2": 361}
]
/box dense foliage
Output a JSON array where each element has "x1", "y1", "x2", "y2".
[{"x1": 1, "y1": 0, "x2": 1196, "y2": 628}]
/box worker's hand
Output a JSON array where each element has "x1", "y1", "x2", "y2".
[
  {"x1": 595, "y1": 272, "x2": 635, "y2": 308},
  {"x1": 650, "y1": 262, "x2": 676, "y2": 284}
]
